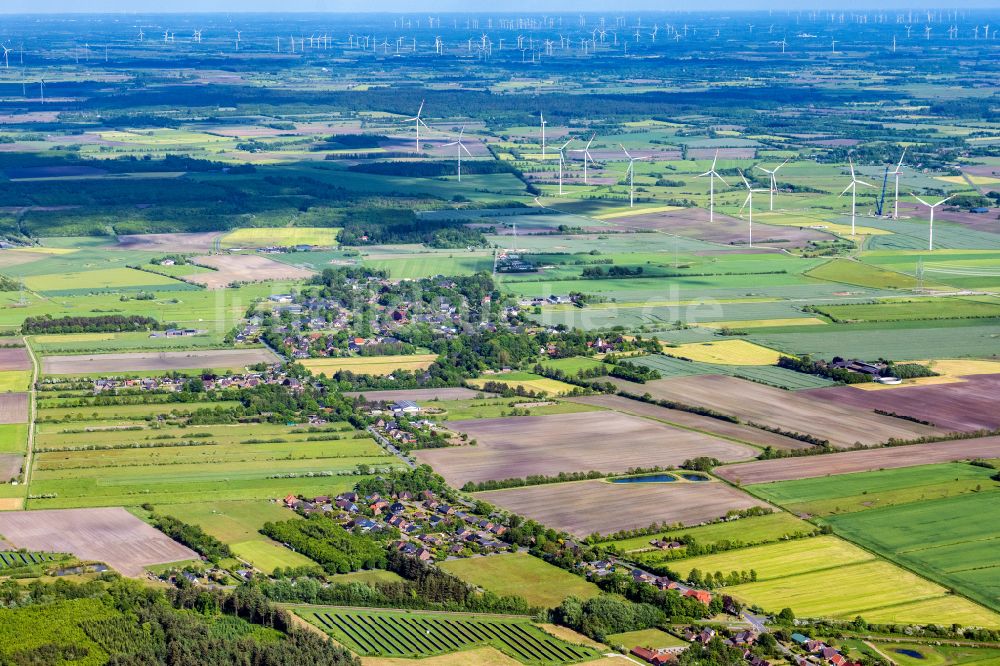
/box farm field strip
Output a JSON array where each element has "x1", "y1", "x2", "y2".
[
  {"x1": 599, "y1": 511, "x2": 816, "y2": 552},
  {"x1": 41, "y1": 348, "x2": 279, "y2": 375},
  {"x1": 301, "y1": 354, "x2": 438, "y2": 377},
  {"x1": 438, "y1": 553, "x2": 600, "y2": 608},
  {"x1": 717, "y1": 436, "x2": 1000, "y2": 485}
]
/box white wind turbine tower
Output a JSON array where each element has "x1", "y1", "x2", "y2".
[
  {"x1": 442, "y1": 126, "x2": 472, "y2": 182},
  {"x1": 738, "y1": 169, "x2": 768, "y2": 247},
  {"x1": 556, "y1": 139, "x2": 573, "y2": 195},
  {"x1": 754, "y1": 158, "x2": 789, "y2": 211},
  {"x1": 890, "y1": 147, "x2": 906, "y2": 219},
  {"x1": 539, "y1": 112, "x2": 547, "y2": 158},
  {"x1": 840, "y1": 158, "x2": 874, "y2": 236},
  {"x1": 620, "y1": 145, "x2": 649, "y2": 208},
  {"x1": 911, "y1": 193, "x2": 953, "y2": 251},
  {"x1": 405, "y1": 100, "x2": 430, "y2": 152},
  {"x1": 1, "y1": 45, "x2": 10, "y2": 69},
  {"x1": 697, "y1": 150, "x2": 729, "y2": 223},
  {"x1": 570, "y1": 134, "x2": 597, "y2": 185}
]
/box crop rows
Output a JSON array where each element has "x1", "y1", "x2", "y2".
[
  {"x1": 309, "y1": 610, "x2": 599, "y2": 664},
  {"x1": 0, "y1": 551, "x2": 62, "y2": 569}
]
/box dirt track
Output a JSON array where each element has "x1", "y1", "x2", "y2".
[
  {"x1": 716, "y1": 436, "x2": 1000, "y2": 485},
  {"x1": 416, "y1": 411, "x2": 757, "y2": 486},
  {"x1": 476, "y1": 479, "x2": 769, "y2": 537},
  {"x1": 0, "y1": 507, "x2": 197, "y2": 576}
]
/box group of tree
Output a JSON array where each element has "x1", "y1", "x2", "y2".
[
  {"x1": 147, "y1": 512, "x2": 232, "y2": 563},
  {"x1": 260, "y1": 515, "x2": 388, "y2": 574},
  {"x1": 21, "y1": 314, "x2": 163, "y2": 334}
]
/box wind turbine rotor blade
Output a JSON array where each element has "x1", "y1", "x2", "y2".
[
  {"x1": 857, "y1": 180, "x2": 874, "y2": 188},
  {"x1": 937, "y1": 195, "x2": 954, "y2": 206},
  {"x1": 774, "y1": 158, "x2": 790, "y2": 172},
  {"x1": 619, "y1": 144, "x2": 632, "y2": 159},
  {"x1": 711, "y1": 149, "x2": 719, "y2": 171},
  {"x1": 911, "y1": 193, "x2": 931, "y2": 207},
  {"x1": 460, "y1": 143, "x2": 473, "y2": 156},
  {"x1": 848, "y1": 158, "x2": 856, "y2": 179},
  {"x1": 896, "y1": 146, "x2": 907, "y2": 169},
  {"x1": 738, "y1": 169, "x2": 750, "y2": 189},
  {"x1": 840, "y1": 183, "x2": 854, "y2": 197},
  {"x1": 754, "y1": 165, "x2": 770, "y2": 174},
  {"x1": 697, "y1": 170, "x2": 712, "y2": 178},
  {"x1": 716, "y1": 173, "x2": 730, "y2": 187}
]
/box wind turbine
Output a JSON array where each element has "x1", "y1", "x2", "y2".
[
  {"x1": 556, "y1": 139, "x2": 573, "y2": 195},
  {"x1": 889, "y1": 147, "x2": 906, "y2": 219},
  {"x1": 697, "y1": 150, "x2": 729, "y2": 223},
  {"x1": 539, "y1": 112, "x2": 547, "y2": 158},
  {"x1": 1, "y1": 45, "x2": 10, "y2": 69},
  {"x1": 570, "y1": 134, "x2": 597, "y2": 185},
  {"x1": 737, "y1": 169, "x2": 767, "y2": 247},
  {"x1": 911, "y1": 194, "x2": 953, "y2": 251},
  {"x1": 620, "y1": 145, "x2": 649, "y2": 208},
  {"x1": 405, "y1": 100, "x2": 430, "y2": 152},
  {"x1": 840, "y1": 158, "x2": 874, "y2": 236},
  {"x1": 754, "y1": 158, "x2": 789, "y2": 211},
  {"x1": 442, "y1": 126, "x2": 472, "y2": 182}
]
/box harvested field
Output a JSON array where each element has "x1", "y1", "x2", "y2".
[
  {"x1": 302, "y1": 354, "x2": 437, "y2": 377},
  {"x1": 802, "y1": 374, "x2": 1000, "y2": 432},
  {"x1": 0, "y1": 393, "x2": 28, "y2": 424},
  {"x1": 344, "y1": 387, "x2": 490, "y2": 402},
  {"x1": 0, "y1": 453, "x2": 21, "y2": 480},
  {"x1": 188, "y1": 254, "x2": 314, "y2": 288},
  {"x1": 114, "y1": 232, "x2": 222, "y2": 253},
  {"x1": 42, "y1": 348, "x2": 278, "y2": 375},
  {"x1": 0, "y1": 507, "x2": 197, "y2": 576},
  {"x1": 717, "y1": 436, "x2": 1000, "y2": 485},
  {"x1": 0, "y1": 347, "x2": 30, "y2": 371},
  {"x1": 475, "y1": 479, "x2": 769, "y2": 537},
  {"x1": 418, "y1": 411, "x2": 756, "y2": 487},
  {"x1": 568, "y1": 394, "x2": 808, "y2": 451},
  {"x1": 627, "y1": 375, "x2": 944, "y2": 448},
  {"x1": 606, "y1": 207, "x2": 831, "y2": 246}
]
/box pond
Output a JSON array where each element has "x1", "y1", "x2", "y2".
[
  {"x1": 611, "y1": 473, "x2": 678, "y2": 484},
  {"x1": 893, "y1": 649, "x2": 925, "y2": 660},
  {"x1": 681, "y1": 473, "x2": 710, "y2": 482}
]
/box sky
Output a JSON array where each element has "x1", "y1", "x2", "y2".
[{"x1": 2, "y1": 0, "x2": 995, "y2": 12}]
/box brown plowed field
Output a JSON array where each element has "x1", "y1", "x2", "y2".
[
  {"x1": 415, "y1": 411, "x2": 757, "y2": 486},
  {"x1": 188, "y1": 255, "x2": 314, "y2": 288},
  {"x1": 0, "y1": 347, "x2": 31, "y2": 371},
  {"x1": 0, "y1": 507, "x2": 197, "y2": 576},
  {"x1": 568, "y1": 394, "x2": 808, "y2": 451},
  {"x1": 344, "y1": 387, "x2": 491, "y2": 402},
  {"x1": 42, "y1": 348, "x2": 278, "y2": 375},
  {"x1": 113, "y1": 232, "x2": 223, "y2": 253},
  {"x1": 717, "y1": 436, "x2": 1000, "y2": 485},
  {"x1": 475, "y1": 479, "x2": 769, "y2": 537},
  {"x1": 628, "y1": 375, "x2": 945, "y2": 448},
  {"x1": 0, "y1": 454, "x2": 22, "y2": 481},
  {"x1": 606, "y1": 207, "x2": 832, "y2": 246},
  {"x1": 802, "y1": 375, "x2": 1000, "y2": 433},
  {"x1": 0, "y1": 393, "x2": 28, "y2": 424}
]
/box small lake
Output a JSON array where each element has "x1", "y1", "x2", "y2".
[
  {"x1": 894, "y1": 649, "x2": 925, "y2": 660},
  {"x1": 681, "y1": 473, "x2": 710, "y2": 482},
  {"x1": 611, "y1": 474, "x2": 678, "y2": 484}
]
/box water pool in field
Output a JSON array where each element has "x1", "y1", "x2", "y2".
[
  {"x1": 894, "y1": 649, "x2": 925, "y2": 660},
  {"x1": 610, "y1": 474, "x2": 678, "y2": 483},
  {"x1": 681, "y1": 473, "x2": 710, "y2": 482}
]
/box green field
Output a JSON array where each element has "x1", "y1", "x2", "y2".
[
  {"x1": 599, "y1": 512, "x2": 816, "y2": 554},
  {"x1": 27, "y1": 415, "x2": 398, "y2": 509},
  {"x1": 0, "y1": 370, "x2": 31, "y2": 392},
  {"x1": 438, "y1": 553, "x2": 600, "y2": 608},
  {"x1": 604, "y1": 628, "x2": 686, "y2": 651},
  {"x1": 815, "y1": 296, "x2": 1000, "y2": 323},
  {"x1": 30, "y1": 330, "x2": 232, "y2": 355},
  {"x1": 297, "y1": 607, "x2": 602, "y2": 663},
  {"x1": 748, "y1": 463, "x2": 998, "y2": 516},
  {"x1": 686, "y1": 536, "x2": 1000, "y2": 627},
  {"x1": 427, "y1": 398, "x2": 601, "y2": 421},
  {"x1": 221, "y1": 226, "x2": 342, "y2": 248},
  {"x1": 22, "y1": 267, "x2": 193, "y2": 295},
  {"x1": 806, "y1": 259, "x2": 922, "y2": 290},
  {"x1": 631, "y1": 353, "x2": 836, "y2": 390},
  {"x1": 827, "y1": 491, "x2": 1000, "y2": 614},
  {"x1": 0, "y1": 424, "x2": 28, "y2": 454},
  {"x1": 538, "y1": 356, "x2": 609, "y2": 375}
]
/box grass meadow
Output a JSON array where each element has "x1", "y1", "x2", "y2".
[{"x1": 438, "y1": 553, "x2": 600, "y2": 608}]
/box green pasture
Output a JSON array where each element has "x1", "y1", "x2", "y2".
[
  {"x1": 814, "y1": 296, "x2": 1000, "y2": 323},
  {"x1": 748, "y1": 463, "x2": 998, "y2": 516},
  {"x1": 29, "y1": 330, "x2": 232, "y2": 355},
  {"x1": 599, "y1": 512, "x2": 816, "y2": 553},
  {"x1": 827, "y1": 490, "x2": 1000, "y2": 614},
  {"x1": 425, "y1": 398, "x2": 601, "y2": 422},
  {"x1": 630, "y1": 353, "x2": 836, "y2": 390},
  {"x1": 438, "y1": 553, "x2": 600, "y2": 608},
  {"x1": 0, "y1": 424, "x2": 28, "y2": 454}
]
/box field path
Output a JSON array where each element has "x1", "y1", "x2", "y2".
[{"x1": 21, "y1": 336, "x2": 38, "y2": 492}]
